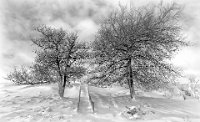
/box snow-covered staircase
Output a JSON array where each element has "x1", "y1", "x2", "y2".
[{"x1": 77, "y1": 83, "x2": 93, "y2": 114}]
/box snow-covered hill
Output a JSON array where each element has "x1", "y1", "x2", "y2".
[{"x1": 0, "y1": 81, "x2": 200, "y2": 122}]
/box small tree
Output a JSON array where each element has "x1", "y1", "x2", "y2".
[
  {"x1": 6, "y1": 63, "x2": 59, "y2": 85},
  {"x1": 6, "y1": 66, "x2": 33, "y2": 85},
  {"x1": 92, "y1": 3, "x2": 186, "y2": 100},
  {"x1": 32, "y1": 25, "x2": 87, "y2": 97}
]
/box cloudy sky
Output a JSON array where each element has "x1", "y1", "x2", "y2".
[{"x1": 0, "y1": 0, "x2": 200, "y2": 82}]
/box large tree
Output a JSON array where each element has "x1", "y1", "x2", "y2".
[
  {"x1": 32, "y1": 26, "x2": 87, "y2": 97},
  {"x1": 92, "y1": 3, "x2": 187, "y2": 99}
]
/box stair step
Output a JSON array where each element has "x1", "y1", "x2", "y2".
[{"x1": 78, "y1": 84, "x2": 93, "y2": 113}]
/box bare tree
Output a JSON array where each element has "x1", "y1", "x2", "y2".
[
  {"x1": 32, "y1": 25, "x2": 87, "y2": 97},
  {"x1": 92, "y1": 3, "x2": 187, "y2": 100}
]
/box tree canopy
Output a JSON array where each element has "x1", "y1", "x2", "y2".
[
  {"x1": 32, "y1": 25, "x2": 88, "y2": 97},
  {"x1": 92, "y1": 3, "x2": 187, "y2": 99}
]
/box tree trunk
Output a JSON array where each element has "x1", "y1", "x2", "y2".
[
  {"x1": 58, "y1": 82, "x2": 64, "y2": 97},
  {"x1": 58, "y1": 75, "x2": 67, "y2": 98},
  {"x1": 63, "y1": 75, "x2": 67, "y2": 87},
  {"x1": 128, "y1": 58, "x2": 135, "y2": 100}
]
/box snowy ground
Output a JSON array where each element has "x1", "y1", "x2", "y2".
[
  {"x1": 0, "y1": 81, "x2": 78, "y2": 122},
  {"x1": 0, "y1": 80, "x2": 200, "y2": 122}
]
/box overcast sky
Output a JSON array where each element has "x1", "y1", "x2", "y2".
[{"x1": 0, "y1": 0, "x2": 200, "y2": 82}]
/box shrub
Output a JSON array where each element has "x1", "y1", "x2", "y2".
[
  {"x1": 6, "y1": 66, "x2": 33, "y2": 85},
  {"x1": 6, "y1": 65, "x2": 58, "y2": 85}
]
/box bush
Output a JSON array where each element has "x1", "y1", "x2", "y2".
[
  {"x1": 6, "y1": 66, "x2": 33, "y2": 85},
  {"x1": 6, "y1": 65, "x2": 58, "y2": 85}
]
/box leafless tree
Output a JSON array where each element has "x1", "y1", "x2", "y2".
[
  {"x1": 92, "y1": 2, "x2": 187, "y2": 100},
  {"x1": 32, "y1": 25, "x2": 87, "y2": 97}
]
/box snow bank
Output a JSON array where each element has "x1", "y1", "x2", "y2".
[
  {"x1": 0, "y1": 83, "x2": 79, "y2": 122},
  {"x1": 17, "y1": 85, "x2": 54, "y2": 97},
  {"x1": 64, "y1": 85, "x2": 80, "y2": 98},
  {"x1": 1, "y1": 81, "x2": 200, "y2": 122}
]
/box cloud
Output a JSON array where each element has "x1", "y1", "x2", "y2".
[
  {"x1": 0, "y1": 0, "x2": 115, "y2": 77},
  {"x1": 1, "y1": 0, "x2": 116, "y2": 41},
  {"x1": 2, "y1": 52, "x2": 15, "y2": 59},
  {"x1": 74, "y1": 19, "x2": 98, "y2": 42}
]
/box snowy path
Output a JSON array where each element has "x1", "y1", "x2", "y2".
[{"x1": 77, "y1": 83, "x2": 93, "y2": 114}]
